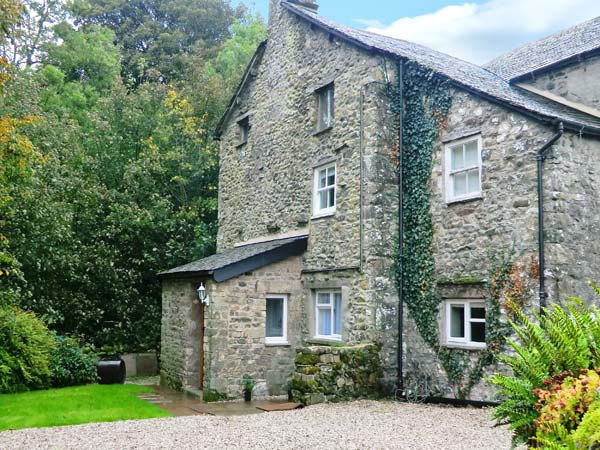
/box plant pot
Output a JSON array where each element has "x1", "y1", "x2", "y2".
[{"x1": 244, "y1": 389, "x2": 252, "y2": 402}]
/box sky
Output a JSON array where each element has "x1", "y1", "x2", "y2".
[{"x1": 241, "y1": 0, "x2": 600, "y2": 64}]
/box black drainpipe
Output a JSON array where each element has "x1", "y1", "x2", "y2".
[
  {"x1": 396, "y1": 58, "x2": 405, "y2": 394},
  {"x1": 536, "y1": 121, "x2": 564, "y2": 312}
]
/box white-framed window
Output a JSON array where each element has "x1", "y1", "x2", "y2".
[
  {"x1": 312, "y1": 163, "x2": 336, "y2": 217},
  {"x1": 265, "y1": 294, "x2": 288, "y2": 345},
  {"x1": 445, "y1": 300, "x2": 486, "y2": 349},
  {"x1": 314, "y1": 290, "x2": 342, "y2": 340},
  {"x1": 444, "y1": 136, "x2": 482, "y2": 203},
  {"x1": 238, "y1": 116, "x2": 249, "y2": 145},
  {"x1": 316, "y1": 83, "x2": 334, "y2": 132}
]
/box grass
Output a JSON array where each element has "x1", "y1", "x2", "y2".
[{"x1": 0, "y1": 384, "x2": 172, "y2": 431}]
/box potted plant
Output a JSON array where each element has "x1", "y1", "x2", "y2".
[{"x1": 242, "y1": 374, "x2": 254, "y2": 402}]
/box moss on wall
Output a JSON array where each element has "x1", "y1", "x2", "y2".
[{"x1": 291, "y1": 344, "x2": 383, "y2": 405}]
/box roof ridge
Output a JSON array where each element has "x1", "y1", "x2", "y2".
[
  {"x1": 280, "y1": 1, "x2": 600, "y2": 136},
  {"x1": 484, "y1": 15, "x2": 600, "y2": 80}
]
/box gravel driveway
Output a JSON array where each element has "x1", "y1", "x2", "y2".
[{"x1": 0, "y1": 400, "x2": 514, "y2": 450}]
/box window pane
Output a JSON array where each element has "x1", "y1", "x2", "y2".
[
  {"x1": 453, "y1": 172, "x2": 467, "y2": 197},
  {"x1": 318, "y1": 308, "x2": 332, "y2": 335},
  {"x1": 319, "y1": 190, "x2": 328, "y2": 209},
  {"x1": 464, "y1": 141, "x2": 478, "y2": 166},
  {"x1": 471, "y1": 322, "x2": 486, "y2": 343},
  {"x1": 450, "y1": 305, "x2": 465, "y2": 338},
  {"x1": 327, "y1": 88, "x2": 334, "y2": 126},
  {"x1": 327, "y1": 167, "x2": 335, "y2": 187},
  {"x1": 451, "y1": 145, "x2": 463, "y2": 170},
  {"x1": 333, "y1": 293, "x2": 342, "y2": 335},
  {"x1": 471, "y1": 306, "x2": 486, "y2": 319},
  {"x1": 328, "y1": 187, "x2": 335, "y2": 208},
  {"x1": 317, "y1": 293, "x2": 330, "y2": 305},
  {"x1": 467, "y1": 169, "x2": 480, "y2": 194},
  {"x1": 266, "y1": 298, "x2": 284, "y2": 338},
  {"x1": 319, "y1": 169, "x2": 327, "y2": 188}
]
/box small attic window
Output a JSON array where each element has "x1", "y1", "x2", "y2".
[
  {"x1": 316, "y1": 83, "x2": 334, "y2": 132},
  {"x1": 238, "y1": 116, "x2": 249, "y2": 145}
]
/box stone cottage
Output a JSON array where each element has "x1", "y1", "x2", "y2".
[{"x1": 159, "y1": 0, "x2": 600, "y2": 402}]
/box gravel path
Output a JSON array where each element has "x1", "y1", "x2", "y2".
[{"x1": 0, "y1": 400, "x2": 514, "y2": 450}]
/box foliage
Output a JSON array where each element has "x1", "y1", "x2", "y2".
[
  {"x1": 69, "y1": 0, "x2": 247, "y2": 84},
  {"x1": 49, "y1": 333, "x2": 97, "y2": 387},
  {"x1": 0, "y1": 0, "x2": 23, "y2": 46},
  {"x1": 242, "y1": 373, "x2": 255, "y2": 391},
  {"x1": 0, "y1": 305, "x2": 56, "y2": 393},
  {"x1": 533, "y1": 370, "x2": 600, "y2": 449},
  {"x1": 0, "y1": 384, "x2": 171, "y2": 430},
  {"x1": 490, "y1": 296, "x2": 600, "y2": 447},
  {"x1": 0, "y1": 0, "x2": 264, "y2": 356},
  {"x1": 1, "y1": 0, "x2": 65, "y2": 68}
]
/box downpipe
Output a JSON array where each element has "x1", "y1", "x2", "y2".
[{"x1": 536, "y1": 121, "x2": 564, "y2": 312}]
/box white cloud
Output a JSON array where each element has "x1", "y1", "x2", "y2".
[{"x1": 363, "y1": 0, "x2": 600, "y2": 64}]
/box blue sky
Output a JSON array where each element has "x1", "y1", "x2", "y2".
[
  {"x1": 244, "y1": 0, "x2": 489, "y2": 28},
  {"x1": 238, "y1": 0, "x2": 600, "y2": 64}
]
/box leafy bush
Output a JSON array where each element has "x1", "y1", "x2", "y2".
[
  {"x1": 533, "y1": 370, "x2": 600, "y2": 448},
  {"x1": 49, "y1": 334, "x2": 97, "y2": 388},
  {"x1": 490, "y1": 295, "x2": 600, "y2": 447},
  {"x1": 0, "y1": 305, "x2": 56, "y2": 393}
]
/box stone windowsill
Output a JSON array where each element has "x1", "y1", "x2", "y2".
[
  {"x1": 265, "y1": 342, "x2": 291, "y2": 347},
  {"x1": 445, "y1": 194, "x2": 483, "y2": 206},
  {"x1": 310, "y1": 211, "x2": 335, "y2": 221},
  {"x1": 443, "y1": 343, "x2": 487, "y2": 351},
  {"x1": 312, "y1": 125, "x2": 333, "y2": 137}
]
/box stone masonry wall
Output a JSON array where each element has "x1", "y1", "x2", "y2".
[
  {"x1": 160, "y1": 278, "x2": 203, "y2": 390},
  {"x1": 402, "y1": 88, "x2": 556, "y2": 402},
  {"x1": 544, "y1": 132, "x2": 600, "y2": 302},
  {"x1": 525, "y1": 54, "x2": 600, "y2": 109},
  {"x1": 291, "y1": 344, "x2": 383, "y2": 405},
  {"x1": 216, "y1": 1, "x2": 400, "y2": 392},
  {"x1": 203, "y1": 256, "x2": 303, "y2": 398}
]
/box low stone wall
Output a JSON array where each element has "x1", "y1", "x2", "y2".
[{"x1": 290, "y1": 343, "x2": 383, "y2": 405}]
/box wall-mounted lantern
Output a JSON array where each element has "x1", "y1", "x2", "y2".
[{"x1": 197, "y1": 282, "x2": 210, "y2": 306}]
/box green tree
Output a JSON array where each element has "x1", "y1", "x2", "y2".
[
  {"x1": 1, "y1": 0, "x2": 65, "y2": 68},
  {"x1": 36, "y1": 21, "x2": 120, "y2": 124},
  {"x1": 69, "y1": 0, "x2": 246, "y2": 84}
]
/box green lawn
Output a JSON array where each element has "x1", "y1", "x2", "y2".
[{"x1": 0, "y1": 384, "x2": 172, "y2": 431}]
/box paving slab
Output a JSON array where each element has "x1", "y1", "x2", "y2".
[{"x1": 138, "y1": 385, "x2": 290, "y2": 416}]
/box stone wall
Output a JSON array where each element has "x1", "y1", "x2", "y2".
[
  {"x1": 544, "y1": 132, "x2": 600, "y2": 302},
  {"x1": 290, "y1": 343, "x2": 383, "y2": 405},
  {"x1": 160, "y1": 278, "x2": 203, "y2": 390},
  {"x1": 525, "y1": 54, "x2": 600, "y2": 109},
  {"x1": 203, "y1": 256, "x2": 303, "y2": 398},
  {"x1": 216, "y1": 0, "x2": 400, "y2": 392}
]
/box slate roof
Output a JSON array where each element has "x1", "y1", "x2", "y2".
[
  {"x1": 282, "y1": 2, "x2": 600, "y2": 136},
  {"x1": 158, "y1": 235, "x2": 308, "y2": 282},
  {"x1": 485, "y1": 16, "x2": 600, "y2": 81}
]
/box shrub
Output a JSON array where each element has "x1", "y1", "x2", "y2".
[
  {"x1": 49, "y1": 334, "x2": 97, "y2": 388},
  {"x1": 0, "y1": 305, "x2": 56, "y2": 393},
  {"x1": 490, "y1": 295, "x2": 600, "y2": 447},
  {"x1": 533, "y1": 370, "x2": 600, "y2": 448}
]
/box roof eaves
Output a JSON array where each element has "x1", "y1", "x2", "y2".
[
  {"x1": 283, "y1": 2, "x2": 600, "y2": 138},
  {"x1": 214, "y1": 40, "x2": 267, "y2": 140},
  {"x1": 509, "y1": 46, "x2": 600, "y2": 83}
]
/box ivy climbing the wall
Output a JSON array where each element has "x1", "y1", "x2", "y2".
[{"x1": 386, "y1": 60, "x2": 526, "y2": 399}]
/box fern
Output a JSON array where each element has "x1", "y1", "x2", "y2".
[{"x1": 490, "y1": 293, "x2": 600, "y2": 447}]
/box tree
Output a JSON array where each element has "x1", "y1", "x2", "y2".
[
  {"x1": 69, "y1": 0, "x2": 246, "y2": 84},
  {"x1": 1, "y1": 0, "x2": 65, "y2": 68}
]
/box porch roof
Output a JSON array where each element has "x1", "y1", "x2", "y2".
[{"x1": 158, "y1": 235, "x2": 308, "y2": 282}]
